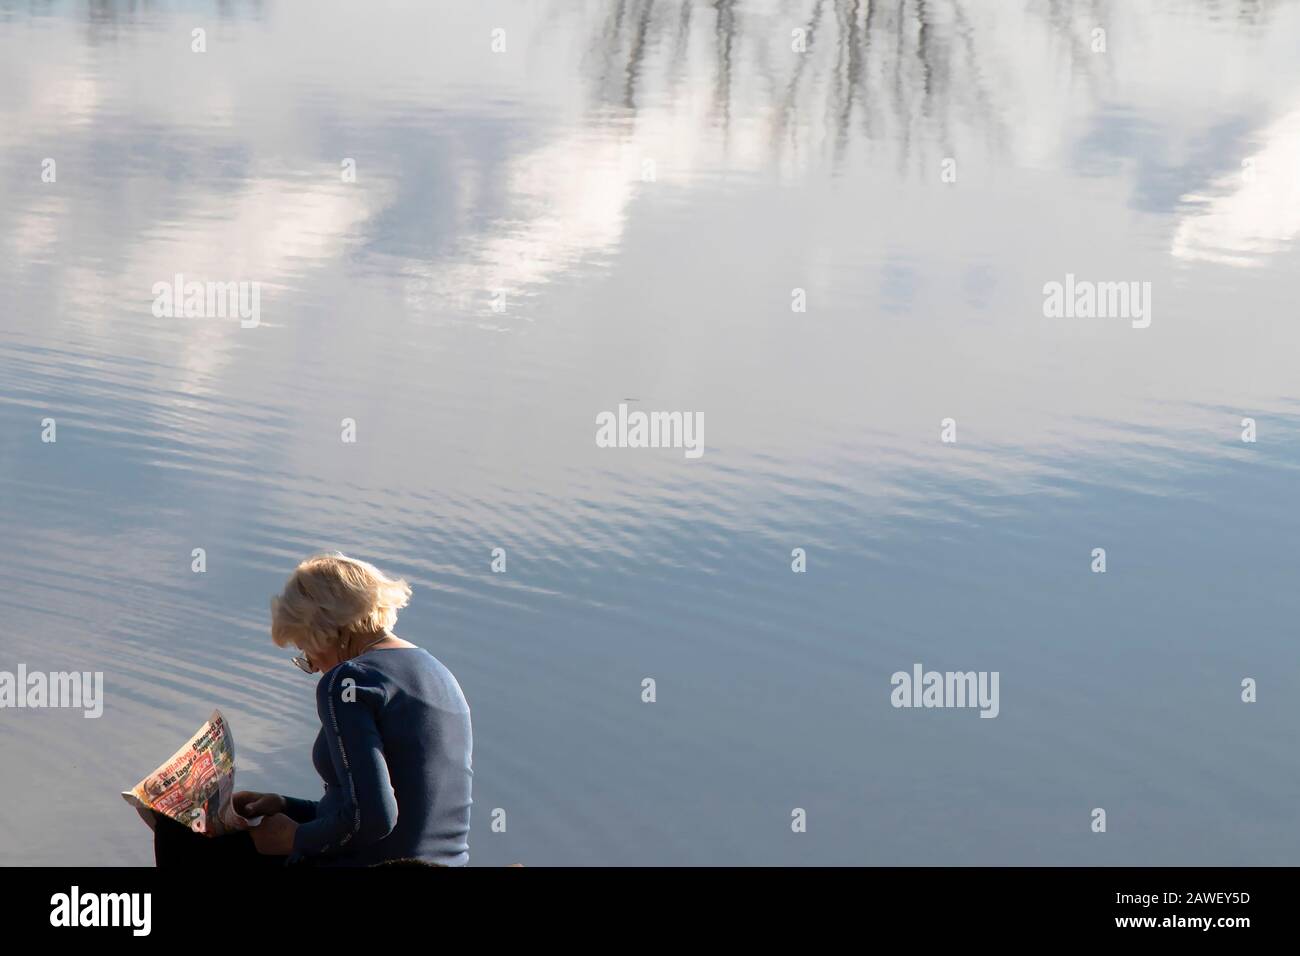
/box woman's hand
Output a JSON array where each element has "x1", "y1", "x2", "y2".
[
  {"x1": 249, "y1": 813, "x2": 299, "y2": 856},
  {"x1": 232, "y1": 791, "x2": 286, "y2": 822}
]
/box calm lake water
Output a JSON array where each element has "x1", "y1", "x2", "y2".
[{"x1": 2, "y1": 0, "x2": 1299, "y2": 866}]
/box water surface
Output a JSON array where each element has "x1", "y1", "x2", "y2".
[{"x1": 2, "y1": 0, "x2": 1299, "y2": 865}]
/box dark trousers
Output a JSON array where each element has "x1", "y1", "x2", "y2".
[{"x1": 152, "y1": 805, "x2": 316, "y2": 868}]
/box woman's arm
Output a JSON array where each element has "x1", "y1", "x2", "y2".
[
  {"x1": 290, "y1": 661, "x2": 399, "y2": 860},
  {"x1": 281, "y1": 796, "x2": 319, "y2": 823},
  {"x1": 234, "y1": 791, "x2": 317, "y2": 823}
]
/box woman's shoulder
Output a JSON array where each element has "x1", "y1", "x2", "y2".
[
  {"x1": 319, "y1": 645, "x2": 466, "y2": 709},
  {"x1": 390, "y1": 648, "x2": 470, "y2": 712},
  {"x1": 316, "y1": 656, "x2": 380, "y2": 691}
]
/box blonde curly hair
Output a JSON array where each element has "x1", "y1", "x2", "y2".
[{"x1": 270, "y1": 553, "x2": 412, "y2": 653}]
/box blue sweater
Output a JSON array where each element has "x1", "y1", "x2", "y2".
[{"x1": 282, "y1": 647, "x2": 472, "y2": 866}]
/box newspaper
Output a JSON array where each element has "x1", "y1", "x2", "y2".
[{"x1": 121, "y1": 709, "x2": 262, "y2": 836}]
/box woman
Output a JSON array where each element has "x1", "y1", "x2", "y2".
[{"x1": 154, "y1": 553, "x2": 473, "y2": 867}]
